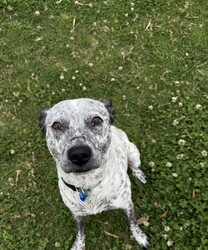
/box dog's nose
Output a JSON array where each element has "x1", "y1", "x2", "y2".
[{"x1": 68, "y1": 145, "x2": 91, "y2": 166}]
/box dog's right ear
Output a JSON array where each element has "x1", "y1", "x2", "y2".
[
  {"x1": 39, "y1": 109, "x2": 48, "y2": 134},
  {"x1": 103, "y1": 100, "x2": 115, "y2": 124}
]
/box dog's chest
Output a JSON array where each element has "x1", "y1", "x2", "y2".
[{"x1": 59, "y1": 173, "x2": 131, "y2": 216}]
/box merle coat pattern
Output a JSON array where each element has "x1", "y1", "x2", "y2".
[{"x1": 39, "y1": 98, "x2": 149, "y2": 249}]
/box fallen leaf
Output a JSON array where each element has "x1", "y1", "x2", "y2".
[
  {"x1": 137, "y1": 216, "x2": 149, "y2": 225},
  {"x1": 161, "y1": 208, "x2": 169, "y2": 218}
]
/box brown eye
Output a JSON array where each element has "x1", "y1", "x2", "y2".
[
  {"x1": 52, "y1": 122, "x2": 63, "y2": 131},
  {"x1": 91, "y1": 117, "x2": 103, "y2": 127}
]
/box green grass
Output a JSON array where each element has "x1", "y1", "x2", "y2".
[{"x1": 1, "y1": 0, "x2": 208, "y2": 249}]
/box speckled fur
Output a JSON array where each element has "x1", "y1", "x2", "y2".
[{"x1": 40, "y1": 98, "x2": 149, "y2": 249}]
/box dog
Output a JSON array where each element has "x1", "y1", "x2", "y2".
[{"x1": 39, "y1": 98, "x2": 149, "y2": 249}]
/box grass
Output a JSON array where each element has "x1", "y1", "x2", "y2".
[{"x1": 0, "y1": 0, "x2": 208, "y2": 249}]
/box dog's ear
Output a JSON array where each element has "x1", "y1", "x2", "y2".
[
  {"x1": 39, "y1": 109, "x2": 48, "y2": 134},
  {"x1": 103, "y1": 100, "x2": 115, "y2": 124}
]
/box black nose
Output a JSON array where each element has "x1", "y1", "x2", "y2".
[{"x1": 68, "y1": 145, "x2": 91, "y2": 166}]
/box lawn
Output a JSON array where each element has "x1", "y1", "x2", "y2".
[{"x1": 0, "y1": 0, "x2": 208, "y2": 249}]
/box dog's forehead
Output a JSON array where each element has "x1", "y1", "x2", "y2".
[{"x1": 47, "y1": 99, "x2": 108, "y2": 121}]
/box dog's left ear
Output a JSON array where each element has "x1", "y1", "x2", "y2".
[
  {"x1": 39, "y1": 109, "x2": 48, "y2": 134},
  {"x1": 103, "y1": 100, "x2": 115, "y2": 124}
]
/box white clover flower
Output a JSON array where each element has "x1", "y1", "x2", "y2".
[
  {"x1": 201, "y1": 150, "x2": 207, "y2": 157},
  {"x1": 111, "y1": 78, "x2": 116, "y2": 82},
  {"x1": 178, "y1": 139, "x2": 186, "y2": 146},
  {"x1": 118, "y1": 66, "x2": 123, "y2": 71},
  {"x1": 172, "y1": 173, "x2": 178, "y2": 177},
  {"x1": 164, "y1": 226, "x2": 170, "y2": 232},
  {"x1": 121, "y1": 51, "x2": 125, "y2": 56},
  {"x1": 82, "y1": 86, "x2": 87, "y2": 91},
  {"x1": 167, "y1": 240, "x2": 173, "y2": 247},
  {"x1": 72, "y1": 76, "x2": 76, "y2": 80},
  {"x1": 162, "y1": 234, "x2": 168, "y2": 239},
  {"x1": 179, "y1": 102, "x2": 183, "y2": 107},
  {"x1": 131, "y1": 7, "x2": 134, "y2": 11},
  {"x1": 176, "y1": 154, "x2": 184, "y2": 160},
  {"x1": 200, "y1": 162, "x2": 206, "y2": 167},
  {"x1": 125, "y1": 13, "x2": 129, "y2": 17},
  {"x1": 60, "y1": 73, "x2": 64, "y2": 80},
  {"x1": 196, "y1": 104, "x2": 202, "y2": 109},
  {"x1": 149, "y1": 161, "x2": 155, "y2": 167},
  {"x1": 131, "y1": 2, "x2": 135, "y2": 6},
  {"x1": 10, "y1": 149, "x2": 15, "y2": 155},
  {"x1": 88, "y1": 62, "x2": 93, "y2": 67},
  {"x1": 55, "y1": 242, "x2": 61, "y2": 247},
  {"x1": 122, "y1": 95, "x2": 126, "y2": 101},
  {"x1": 61, "y1": 89, "x2": 65, "y2": 92},
  {"x1": 151, "y1": 139, "x2": 156, "y2": 144},
  {"x1": 166, "y1": 162, "x2": 172, "y2": 168},
  {"x1": 34, "y1": 10, "x2": 40, "y2": 16},
  {"x1": 172, "y1": 96, "x2": 178, "y2": 102},
  {"x1": 172, "y1": 119, "x2": 179, "y2": 126},
  {"x1": 148, "y1": 105, "x2": 153, "y2": 110}
]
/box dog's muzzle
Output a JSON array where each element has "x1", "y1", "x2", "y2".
[{"x1": 67, "y1": 145, "x2": 92, "y2": 172}]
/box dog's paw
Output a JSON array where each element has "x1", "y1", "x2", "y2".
[
  {"x1": 134, "y1": 232, "x2": 149, "y2": 249},
  {"x1": 132, "y1": 169, "x2": 147, "y2": 184},
  {"x1": 70, "y1": 240, "x2": 85, "y2": 250},
  {"x1": 139, "y1": 233, "x2": 149, "y2": 249}
]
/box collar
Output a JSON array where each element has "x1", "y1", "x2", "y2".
[{"x1": 61, "y1": 177, "x2": 101, "y2": 194}]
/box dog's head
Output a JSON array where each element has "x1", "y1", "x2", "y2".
[{"x1": 39, "y1": 98, "x2": 115, "y2": 174}]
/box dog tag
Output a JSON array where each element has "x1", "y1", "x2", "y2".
[{"x1": 79, "y1": 191, "x2": 88, "y2": 202}]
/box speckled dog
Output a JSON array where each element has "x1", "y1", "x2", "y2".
[{"x1": 39, "y1": 98, "x2": 149, "y2": 250}]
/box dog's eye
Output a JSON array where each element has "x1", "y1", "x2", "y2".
[
  {"x1": 52, "y1": 122, "x2": 63, "y2": 131},
  {"x1": 91, "y1": 117, "x2": 103, "y2": 127}
]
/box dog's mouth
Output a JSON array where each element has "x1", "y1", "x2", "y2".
[{"x1": 73, "y1": 168, "x2": 92, "y2": 174}]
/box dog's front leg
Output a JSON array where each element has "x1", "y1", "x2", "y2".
[
  {"x1": 71, "y1": 215, "x2": 85, "y2": 250},
  {"x1": 124, "y1": 201, "x2": 149, "y2": 248}
]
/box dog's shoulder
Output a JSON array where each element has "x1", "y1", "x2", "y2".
[{"x1": 111, "y1": 125, "x2": 130, "y2": 146}]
